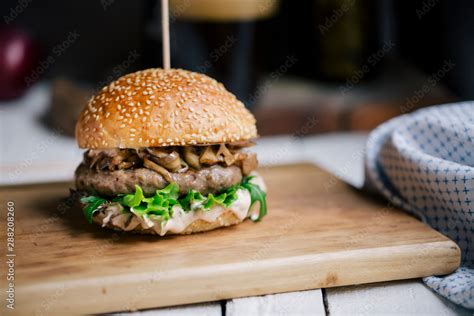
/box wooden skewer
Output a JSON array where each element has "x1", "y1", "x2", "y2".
[{"x1": 161, "y1": 0, "x2": 170, "y2": 70}]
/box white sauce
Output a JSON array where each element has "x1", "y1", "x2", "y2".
[
  {"x1": 160, "y1": 189, "x2": 250, "y2": 235},
  {"x1": 249, "y1": 171, "x2": 267, "y2": 192},
  {"x1": 95, "y1": 174, "x2": 266, "y2": 235}
]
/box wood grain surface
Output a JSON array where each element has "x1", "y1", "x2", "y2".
[{"x1": 0, "y1": 164, "x2": 460, "y2": 315}]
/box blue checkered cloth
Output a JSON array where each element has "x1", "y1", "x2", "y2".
[{"x1": 364, "y1": 102, "x2": 473, "y2": 309}]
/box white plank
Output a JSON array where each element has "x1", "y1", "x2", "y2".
[
  {"x1": 114, "y1": 302, "x2": 221, "y2": 316},
  {"x1": 326, "y1": 280, "x2": 472, "y2": 316},
  {"x1": 255, "y1": 135, "x2": 308, "y2": 167},
  {"x1": 303, "y1": 133, "x2": 368, "y2": 188},
  {"x1": 226, "y1": 290, "x2": 325, "y2": 316},
  {"x1": 0, "y1": 83, "x2": 83, "y2": 185}
]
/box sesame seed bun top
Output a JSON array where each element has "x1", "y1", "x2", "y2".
[{"x1": 75, "y1": 68, "x2": 258, "y2": 149}]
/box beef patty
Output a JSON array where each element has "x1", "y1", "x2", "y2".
[{"x1": 75, "y1": 163, "x2": 242, "y2": 196}]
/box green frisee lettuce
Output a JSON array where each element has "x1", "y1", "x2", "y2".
[{"x1": 80, "y1": 176, "x2": 267, "y2": 224}]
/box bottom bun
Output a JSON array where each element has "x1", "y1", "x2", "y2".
[
  {"x1": 94, "y1": 210, "x2": 244, "y2": 235},
  {"x1": 91, "y1": 174, "x2": 265, "y2": 236}
]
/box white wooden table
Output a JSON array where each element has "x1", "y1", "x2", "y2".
[{"x1": 0, "y1": 84, "x2": 471, "y2": 315}]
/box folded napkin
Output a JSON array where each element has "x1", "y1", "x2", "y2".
[{"x1": 365, "y1": 102, "x2": 473, "y2": 309}]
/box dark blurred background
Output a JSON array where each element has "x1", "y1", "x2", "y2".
[{"x1": 0, "y1": 0, "x2": 472, "y2": 136}]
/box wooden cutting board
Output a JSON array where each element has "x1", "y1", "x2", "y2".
[{"x1": 0, "y1": 164, "x2": 460, "y2": 315}]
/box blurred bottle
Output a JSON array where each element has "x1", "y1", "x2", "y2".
[
  {"x1": 144, "y1": 0, "x2": 280, "y2": 107},
  {"x1": 313, "y1": 0, "x2": 378, "y2": 81},
  {"x1": 396, "y1": 0, "x2": 474, "y2": 99}
]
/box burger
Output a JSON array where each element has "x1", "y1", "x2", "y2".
[{"x1": 74, "y1": 68, "x2": 267, "y2": 235}]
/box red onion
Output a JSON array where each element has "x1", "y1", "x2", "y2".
[{"x1": 0, "y1": 27, "x2": 38, "y2": 100}]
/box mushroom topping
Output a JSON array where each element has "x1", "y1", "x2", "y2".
[
  {"x1": 86, "y1": 149, "x2": 141, "y2": 171},
  {"x1": 216, "y1": 144, "x2": 236, "y2": 166},
  {"x1": 183, "y1": 147, "x2": 201, "y2": 169},
  {"x1": 146, "y1": 148, "x2": 182, "y2": 172},
  {"x1": 143, "y1": 158, "x2": 173, "y2": 183},
  {"x1": 227, "y1": 140, "x2": 256, "y2": 149},
  {"x1": 200, "y1": 146, "x2": 219, "y2": 165},
  {"x1": 83, "y1": 144, "x2": 258, "y2": 175},
  {"x1": 241, "y1": 152, "x2": 257, "y2": 176}
]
